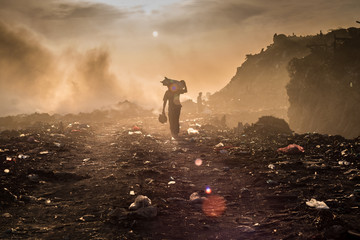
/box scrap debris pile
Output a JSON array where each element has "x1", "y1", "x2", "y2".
[{"x1": 0, "y1": 115, "x2": 360, "y2": 239}]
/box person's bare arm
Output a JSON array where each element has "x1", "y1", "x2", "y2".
[
  {"x1": 180, "y1": 80, "x2": 187, "y2": 94},
  {"x1": 162, "y1": 92, "x2": 168, "y2": 114},
  {"x1": 162, "y1": 99, "x2": 167, "y2": 114}
]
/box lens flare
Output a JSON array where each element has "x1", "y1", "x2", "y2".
[
  {"x1": 195, "y1": 158, "x2": 203, "y2": 166},
  {"x1": 169, "y1": 83, "x2": 179, "y2": 92},
  {"x1": 202, "y1": 195, "x2": 226, "y2": 217},
  {"x1": 205, "y1": 186, "x2": 212, "y2": 194}
]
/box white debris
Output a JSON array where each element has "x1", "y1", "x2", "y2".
[
  {"x1": 306, "y1": 198, "x2": 329, "y2": 209},
  {"x1": 268, "y1": 164, "x2": 275, "y2": 170},
  {"x1": 215, "y1": 142, "x2": 224, "y2": 148},
  {"x1": 187, "y1": 128, "x2": 199, "y2": 135},
  {"x1": 18, "y1": 154, "x2": 30, "y2": 159}
]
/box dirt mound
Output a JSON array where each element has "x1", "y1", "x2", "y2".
[{"x1": 244, "y1": 116, "x2": 292, "y2": 136}]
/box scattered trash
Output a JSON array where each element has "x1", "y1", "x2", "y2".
[
  {"x1": 128, "y1": 131, "x2": 142, "y2": 135},
  {"x1": 168, "y1": 181, "x2": 176, "y2": 185},
  {"x1": 215, "y1": 142, "x2": 224, "y2": 148},
  {"x1": 306, "y1": 198, "x2": 329, "y2": 209},
  {"x1": 2, "y1": 213, "x2": 12, "y2": 218},
  {"x1": 170, "y1": 161, "x2": 177, "y2": 168},
  {"x1": 53, "y1": 142, "x2": 61, "y2": 147},
  {"x1": 83, "y1": 158, "x2": 90, "y2": 162},
  {"x1": 277, "y1": 144, "x2": 304, "y2": 154},
  {"x1": 39, "y1": 151, "x2": 49, "y2": 155},
  {"x1": 338, "y1": 160, "x2": 350, "y2": 166},
  {"x1": 145, "y1": 178, "x2": 154, "y2": 184},
  {"x1": 79, "y1": 214, "x2": 96, "y2": 222},
  {"x1": 189, "y1": 192, "x2": 202, "y2": 202},
  {"x1": 187, "y1": 128, "x2": 199, "y2": 135},
  {"x1": 266, "y1": 179, "x2": 278, "y2": 185},
  {"x1": 129, "y1": 190, "x2": 135, "y2": 196},
  {"x1": 18, "y1": 154, "x2": 30, "y2": 159},
  {"x1": 268, "y1": 164, "x2": 275, "y2": 170},
  {"x1": 129, "y1": 195, "x2": 152, "y2": 210},
  {"x1": 341, "y1": 149, "x2": 348, "y2": 156},
  {"x1": 132, "y1": 125, "x2": 141, "y2": 131},
  {"x1": 4, "y1": 169, "x2": 10, "y2": 174}
]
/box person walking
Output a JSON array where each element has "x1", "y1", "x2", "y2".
[{"x1": 161, "y1": 77, "x2": 187, "y2": 139}]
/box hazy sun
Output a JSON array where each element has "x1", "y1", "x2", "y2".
[{"x1": 152, "y1": 31, "x2": 158, "y2": 37}]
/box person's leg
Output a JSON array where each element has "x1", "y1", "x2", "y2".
[
  {"x1": 173, "y1": 106, "x2": 181, "y2": 136},
  {"x1": 168, "y1": 107, "x2": 176, "y2": 137}
]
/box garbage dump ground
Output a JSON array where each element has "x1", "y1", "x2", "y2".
[{"x1": 1, "y1": 115, "x2": 360, "y2": 240}]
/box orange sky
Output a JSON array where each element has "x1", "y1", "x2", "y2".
[{"x1": 0, "y1": 0, "x2": 359, "y2": 116}]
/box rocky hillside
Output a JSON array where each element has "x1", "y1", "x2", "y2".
[
  {"x1": 209, "y1": 27, "x2": 360, "y2": 138},
  {"x1": 287, "y1": 28, "x2": 360, "y2": 138},
  {"x1": 209, "y1": 33, "x2": 316, "y2": 116}
]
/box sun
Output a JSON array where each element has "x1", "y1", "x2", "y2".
[{"x1": 152, "y1": 31, "x2": 158, "y2": 37}]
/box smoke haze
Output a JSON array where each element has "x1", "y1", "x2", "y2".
[{"x1": 0, "y1": 0, "x2": 359, "y2": 116}]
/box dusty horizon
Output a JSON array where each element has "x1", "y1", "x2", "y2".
[{"x1": 0, "y1": 0, "x2": 359, "y2": 116}]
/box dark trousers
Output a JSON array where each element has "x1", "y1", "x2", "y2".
[{"x1": 168, "y1": 105, "x2": 181, "y2": 137}]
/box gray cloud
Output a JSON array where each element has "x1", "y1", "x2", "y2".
[
  {"x1": 154, "y1": 0, "x2": 360, "y2": 37},
  {"x1": 0, "y1": 0, "x2": 131, "y2": 42},
  {"x1": 155, "y1": 0, "x2": 264, "y2": 35}
]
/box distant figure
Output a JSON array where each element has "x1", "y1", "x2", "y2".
[
  {"x1": 220, "y1": 115, "x2": 226, "y2": 127},
  {"x1": 197, "y1": 92, "x2": 203, "y2": 113},
  {"x1": 58, "y1": 121, "x2": 64, "y2": 133},
  {"x1": 161, "y1": 77, "x2": 187, "y2": 139},
  {"x1": 237, "y1": 122, "x2": 244, "y2": 135}
]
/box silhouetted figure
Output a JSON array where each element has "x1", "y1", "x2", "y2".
[
  {"x1": 58, "y1": 121, "x2": 64, "y2": 133},
  {"x1": 220, "y1": 115, "x2": 226, "y2": 127},
  {"x1": 197, "y1": 92, "x2": 203, "y2": 113},
  {"x1": 161, "y1": 77, "x2": 187, "y2": 139}
]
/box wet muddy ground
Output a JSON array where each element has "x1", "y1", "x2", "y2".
[{"x1": 1, "y1": 116, "x2": 360, "y2": 239}]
